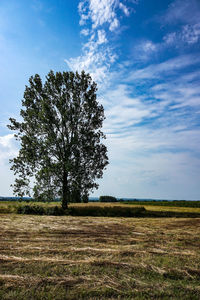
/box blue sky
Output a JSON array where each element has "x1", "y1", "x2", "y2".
[{"x1": 0, "y1": 0, "x2": 200, "y2": 199}]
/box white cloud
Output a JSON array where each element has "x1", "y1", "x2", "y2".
[
  {"x1": 98, "y1": 58, "x2": 200, "y2": 198},
  {"x1": 182, "y1": 23, "x2": 200, "y2": 44},
  {"x1": 78, "y1": 0, "x2": 124, "y2": 31},
  {"x1": 0, "y1": 134, "x2": 18, "y2": 165},
  {"x1": 142, "y1": 41, "x2": 156, "y2": 52},
  {"x1": 78, "y1": 1, "x2": 85, "y2": 13},
  {"x1": 102, "y1": 64, "x2": 200, "y2": 137},
  {"x1": 65, "y1": 30, "x2": 115, "y2": 82},
  {"x1": 109, "y1": 17, "x2": 119, "y2": 31},
  {"x1": 131, "y1": 40, "x2": 159, "y2": 62},
  {"x1": 97, "y1": 29, "x2": 107, "y2": 44},
  {"x1": 97, "y1": 125, "x2": 200, "y2": 199},
  {"x1": 88, "y1": 0, "x2": 119, "y2": 31},
  {"x1": 154, "y1": 0, "x2": 200, "y2": 52},
  {"x1": 0, "y1": 134, "x2": 14, "y2": 147},
  {"x1": 128, "y1": 54, "x2": 200, "y2": 80},
  {"x1": 159, "y1": 0, "x2": 200, "y2": 49},
  {"x1": 150, "y1": 64, "x2": 200, "y2": 109},
  {"x1": 65, "y1": 49, "x2": 111, "y2": 83},
  {"x1": 0, "y1": 134, "x2": 19, "y2": 196},
  {"x1": 163, "y1": 32, "x2": 177, "y2": 45},
  {"x1": 102, "y1": 85, "x2": 154, "y2": 134},
  {"x1": 80, "y1": 28, "x2": 90, "y2": 36},
  {"x1": 78, "y1": 1, "x2": 89, "y2": 25},
  {"x1": 119, "y1": 3, "x2": 130, "y2": 16},
  {"x1": 66, "y1": 0, "x2": 136, "y2": 83},
  {"x1": 163, "y1": 23, "x2": 200, "y2": 48},
  {"x1": 66, "y1": 1, "x2": 200, "y2": 200},
  {"x1": 163, "y1": 0, "x2": 200, "y2": 25}
]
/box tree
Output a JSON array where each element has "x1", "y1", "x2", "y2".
[{"x1": 8, "y1": 70, "x2": 109, "y2": 208}]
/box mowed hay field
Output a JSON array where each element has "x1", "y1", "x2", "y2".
[
  {"x1": 0, "y1": 213, "x2": 200, "y2": 299},
  {"x1": 71, "y1": 202, "x2": 200, "y2": 213}
]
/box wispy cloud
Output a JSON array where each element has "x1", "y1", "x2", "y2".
[
  {"x1": 128, "y1": 54, "x2": 200, "y2": 80},
  {"x1": 100, "y1": 126, "x2": 200, "y2": 199},
  {"x1": 182, "y1": 23, "x2": 200, "y2": 44},
  {"x1": 131, "y1": 40, "x2": 158, "y2": 62},
  {"x1": 65, "y1": 35, "x2": 114, "y2": 83},
  {"x1": 66, "y1": 0, "x2": 136, "y2": 83},
  {"x1": 66, "y1": 1, "x2": 200, "y2": 199},
  {"x1": 97, "y1": 50, "x2": 200, "y2": 198},
  {"x1": 0, "y1": 134, "x2": 18, "y2": 165},
  {"x1": 119, "y1": 3, "x2": 130, "y2": 17},
  {"x1": 80, "y1": 28, "x2": 90, "y2": 36},
  {"x1": 163, "y1": 0, "x2": 200, "y2": 25},
  {"x1": 101, "y1": 84, "x2": 200, "y2": 198},
  {"x1": 102, "y1": 85, "x2": 155, "y2": 134},
  {"x1": 160, "y1": 0, "x2": 200, "y2": 48},
  {"x1": 79, "y1": 0, "x2": 121, "y2": 31},
  {"x1": 163, "y1": 23, "x2": 200, "y2": 48},
  {"x1": 131, "y1": 0, "x2": 200, "y2": 62}
]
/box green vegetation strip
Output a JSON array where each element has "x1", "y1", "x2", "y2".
[
  {"x1": 122, "y1": 200, "x2": 200, "y2": 208},
  {"x1": 16, "y1": 205, "x2": 147, "y2": 217},
  {"x1": 1, "y1": 201, "x2": 200, "y2": 217},
  {"x1": 0, "y1": 203, "x2": 199, "y2": 218}
]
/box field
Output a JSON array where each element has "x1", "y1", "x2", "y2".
[{"x1": 0, "y1": 202, "x2": 200, "y2": 299}]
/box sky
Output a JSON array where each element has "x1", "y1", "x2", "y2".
[{"x1": 0, "y1": 0, "x2": 200, "y2": 200}]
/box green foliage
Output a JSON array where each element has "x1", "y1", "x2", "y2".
[
  {"x1": 17, "y1": 205, "x2": 45, "y2": 215},
  {"x1": 17, "y1": 205, "x2": 68, "y2": 216},
  {"x1": 15, "y1": 203, "x2": 200, "y2": 218},
  {"x1": 70, "y1": 188, "x2": 81, "y2": 203},
  {"x1": 82, "y1": 194, "x2": 89, "y2": 203},
  {"x1": 16, "y1": 204, "x2": 146, "y2": 217},
  {"x1": 122, "y1": 200, "x2": 200, "y2": 208},
  {"x1": 8, "y1": 71, "x2": 109, "y2": 208},
  {"x1": 69, "y1": 206, "x2": 146, "y2": 217},
  {"x1": 99, "y1": 195, "x2": 117, "y2": 202},
  {"x1": 45, "y1": 206, "x2": 68, "y2": 216}
]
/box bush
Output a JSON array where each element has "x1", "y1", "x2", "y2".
[
  {"x1": 17, "y1": 205, "x2": 69, "y2": 216},
  {"x1": 99, "y1": 195, "x2": 117, "y2": 202},
  {"x1": 46, "y1": 206, "x2": 67, "y2": 216},
  {"x1": 70, "y1": 189, "x2": 81, "y2": 203},
  {"x1": 14, "y1": 204, "x2": 200, "y2": 218},
  {"x1": 17, "y1": 204, "x2": 146, "y2": 217},
  {"x1": 69, "y1": 206, "x2": 146, "y2": 217},
  {"x1": 17, "y1": 205, "x2": 45, "y2": 215}
]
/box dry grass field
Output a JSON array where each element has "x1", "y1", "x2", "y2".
[
  {"x1": 0, "y1": 213, "x2": 200, "y2": 299},
  {"x1": 71, "y1": 202, "x2": 200, "y2": 213}
]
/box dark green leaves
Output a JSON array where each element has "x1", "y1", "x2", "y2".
[{"x1": 8, "y1": 71, "x2": 109, "y2": 208}]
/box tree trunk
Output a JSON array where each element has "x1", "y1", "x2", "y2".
[{"x1": 62, "y1": 170, "x2": 69, "y2": 209}]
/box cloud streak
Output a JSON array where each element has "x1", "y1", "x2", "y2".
[
  {"x1": 66, "y1": 0, "x2": 134, "y2": 83},
  {"x1": 65, "y1": 0, "x2": 200, "y2": 199}
]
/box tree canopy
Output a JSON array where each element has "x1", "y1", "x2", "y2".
[{"x1": 8, "y1": 70, "x2": 109, "y2": 208}]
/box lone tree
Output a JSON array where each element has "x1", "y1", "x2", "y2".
[{"x1": 8, "y1": 70, "x2": 108, "y2": 208}]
